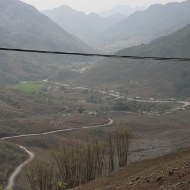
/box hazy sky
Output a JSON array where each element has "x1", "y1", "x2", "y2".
[{"x1": 21, "y1": 0, "x2": 185, "y2": 12}]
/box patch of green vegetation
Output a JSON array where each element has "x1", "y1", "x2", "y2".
[
  {"x1": 9, "y1": 82, "x2": 47, "y2": 93},
  {"x1": 112, "y1": 100, "x2": 176, "y2": 113}
]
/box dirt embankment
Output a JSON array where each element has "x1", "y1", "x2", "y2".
[{"x1": 74, "y1": 150, "x2": 190, "y2": 190}]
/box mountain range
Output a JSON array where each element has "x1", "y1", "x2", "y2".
[
  {"x1": 44, "y1": 1, "x2": 190, "y2": 52},
  {"x1": 0, "y1": 0, "x2": 92, "y2": 51},
  {"x1": 101, "y1": 0, "x2": 190, "y2": 50},
  {"x1": 0, "y1": 0, "x2": 92, "y2": 83},
  {"x1": 43, "y1": 5, "x2": 124, "y2": 47},
  {"x1": 80, "y1": 24, "x2": 190, "y2": 97},
  {"x1": 99, "y1": 5, "x2": 144, "y2": 17},
  {"x1": 1, "y1": 0, "x2": 190, "y2": 97}
]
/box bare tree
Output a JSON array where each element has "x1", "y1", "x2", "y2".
[
  {"x1": 25, "y1": 160, "x2": 63, "y2": 190},
  {"x1": 25, "y1": 128, "x2": 130, "y2": 190}
]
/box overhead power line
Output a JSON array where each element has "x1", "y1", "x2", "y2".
[{"x1": 0, "y1": 47, "x2": 190, "y2": 62}]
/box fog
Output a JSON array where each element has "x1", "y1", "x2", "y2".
[{"x1": 21, "y1": 0, "x2": 185, "y2": 12}]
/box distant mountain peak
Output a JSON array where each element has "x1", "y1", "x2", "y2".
[
  {"x1": 44, "y1": 5, "x2": 124, "y2": 47},
  {"x1": 0, "y1": 0, "x2": 93, "y2": 83},
  {"x1": 87, "y1": 12, "x2": 99, "y2": 17},
  {"x1": 59, "y1": 5, "x2": 73, "y2": 10},
  {"x1": 100, "y1": 0, "x2": 190, "y2": 51}
]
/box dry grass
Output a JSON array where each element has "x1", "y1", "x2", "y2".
[{"x1": 74, "y1": 150, "x2": 190, "y2": 190}]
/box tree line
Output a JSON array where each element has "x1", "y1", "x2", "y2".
[{"x1": 25, "y1": 128, "x2": 130, "y2": 190}]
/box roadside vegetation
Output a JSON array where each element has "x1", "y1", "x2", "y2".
[
  {"x1": 0, "y1": 81, "x2": 188, "y2": 190},
  {"x1": 73, "y1": 150, "x2": 190, "y2": 190},
  {"x1": 25, "y1": 128, "x2": 130, "y2": 190},
  {"x1": 0, "y1": 83, "x2": 108, "y2": 137}
]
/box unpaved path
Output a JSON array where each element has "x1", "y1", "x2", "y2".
[{"x1": 0, "y1": 118, "x2": 113, "y2": 190}]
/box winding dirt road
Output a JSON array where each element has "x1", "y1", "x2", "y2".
[
  {"x1": 0, "y1": 118, "x2": 113, "y2": 190},
  {"x1": 5, "y1": 146, "x2": 35, "y2": 190},
  {"x1": 47, "y1": 82, "x2": 190, "y2": 113},
  {"x1": 2, "y1": 82, "x2": 189, "y2": 189},
  {"x1": 101, "y1": 90, "x2": 190, "y2": 113}
]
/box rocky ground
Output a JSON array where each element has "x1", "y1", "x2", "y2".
[{"x1": 74, "y1": 150, "x2": 190, "y2": 190}]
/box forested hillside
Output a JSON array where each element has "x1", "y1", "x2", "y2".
[
  {"x1": 100, "y1": 0, "x2": 190, "y2": 50},
  {"x1": 0, "y1": 0, "x2": 92, "y2": 84},
  {"x1": 80, "y1": 25, "x2": 190, "y2": 97}
]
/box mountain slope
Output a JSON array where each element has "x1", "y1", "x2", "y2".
[
  {"x1": 43, "y1": 5, "x2": 124, "y2": 47},
  {"x1": 74, "y1": 150, "x2": 190, "y2": 190},
  {"x1": 0, "y1": 0, "x2": 91, "y2": 51},
  {"x1": 80, "y1": 25, "x2": 190, "y2": 97},
  {"x1": 101, "y1": 0, "x2": 190, "y2": 50},
  {"x1": 99, "y1": 5, "x2": 144, "y2": 17},
  {"x1": 0, "y1": 0, "x2": 92, "y2": 84}
]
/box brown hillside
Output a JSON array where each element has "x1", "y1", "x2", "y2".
[{"x1": 74, "y1": 150, "x2": 190, "y2": 190}]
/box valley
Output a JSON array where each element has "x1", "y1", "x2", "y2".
[
  {"x1": 0, "y1": 0, "x2": 190, "y2": 189},
  {"x1": 1, "y1": 80, "x2": 190, "y2": 189}
]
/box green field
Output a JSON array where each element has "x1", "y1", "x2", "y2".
[{"x1": 9, "y1": 82, "x2": 47, "y2": 93}]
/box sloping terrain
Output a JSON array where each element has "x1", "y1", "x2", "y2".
[
  {"x1": 0, "y1": 83, "x2": 109, "y2": 137},
  {"x1": 80, "y1": 25, "x2": 190, "y2": 98},
  {"x1": 0, "y1": 0, "x2": 92, "y2": 84},
  {"x1": 74, "y1": 150, "x2": 190, "y2": 190},
  {"x1": 99, "y1": 4, "x2": 143, "y2": 17},
  {"x1": 100, "y1": 0, "x2": 190, "y2": 50},
  {"x1": 0, "y1": 142, "x2": 27, "y2": 186},
  {"x1": 0, "y1": 0, "x2": 91, "y2": 51},
  {"x1": 44, "y1": 5, "x2": 123, "y2": 47}
]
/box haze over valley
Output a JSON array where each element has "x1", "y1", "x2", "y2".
[{"x1": 1, "y1": 0, "x2": 190, "y2": 190}]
